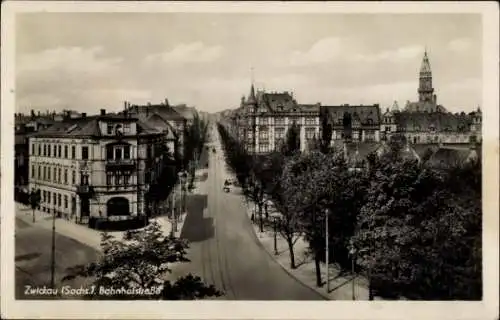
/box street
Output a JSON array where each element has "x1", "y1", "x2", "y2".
[
  {"x1": 172, "y1": 126, "x2": 324, "y2": 300},
  {"x1": 14, "y1": 215, "x2": 98, "y2": 299}
]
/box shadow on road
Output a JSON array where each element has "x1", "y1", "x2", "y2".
[{"x1": 180, "y1": 194, "x2": 214, "y2": 242}]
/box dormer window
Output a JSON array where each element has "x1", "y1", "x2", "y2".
[{"x1": 107, "y1": 124, "x2": 113, "y2": 135}]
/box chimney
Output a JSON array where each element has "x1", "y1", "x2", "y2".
[
  {"x1": 165, "y1": 98, "x2": 169, "y2": 106},
  {"x1": 433, "y1": 94, "x2": 437, "y2": 104},
  {"x1": 82, "y1": 113, "x2": 87, "y2": 119},
  {"x1": 100, "y1": 109, "x2": 106, "y2": 116},
  {"x1": 124, "y1": 101, "x2": 128, "y2": 110},
  {"x1": 147, "y1": 102, "x2": 151, "y2": 106}
]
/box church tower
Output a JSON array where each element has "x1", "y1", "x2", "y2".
[{"x1": 418, "y1": 49, "x2": 435, "y2": 103}]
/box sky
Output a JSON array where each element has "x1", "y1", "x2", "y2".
[{"x1": 15, "y1": 13, "x2": 482, "y2": 115}]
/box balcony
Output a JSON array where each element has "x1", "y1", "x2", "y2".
[
  {"x1": 76, "y1": 184, "x2": 93, "y2": 194},
  {"x1": 106, "y1": 158, "x2": 136, "y2": 169}
]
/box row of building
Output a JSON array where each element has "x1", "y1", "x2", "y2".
[
  {"x1": 15, "y1": 100, "x2": 199, "y2": 225},
  {"x1": 222, "y1": 50, "x2": 482, "y2": 167}
]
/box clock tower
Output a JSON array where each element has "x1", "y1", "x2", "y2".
[{"x1": 418, "y1": 49, "x2": 434, "y2": 103}]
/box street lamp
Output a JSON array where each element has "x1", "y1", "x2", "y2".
[
  {"x1": 348, "y1": 238, "x2": 356, "y2": 301},
  {"x1": 325, "y1": 208, "x2": 330, "y2": 294},
  {"x1": 50, "y1": 200, "x2": 57, "y2": 289},
  {"x1": 270, "y1": 211, "x2": 280, "y2": 255},
  {"x1": 178, "y1": 170, "x2": 188, "y2": 220}
]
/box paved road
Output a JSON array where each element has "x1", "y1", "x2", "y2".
[{"x1": 173, "y1": 125, "x2": 324, "y2": 300}]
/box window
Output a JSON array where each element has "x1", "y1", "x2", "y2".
[
  {"x1": 106, "y1": 146, "x2": 114, "y2": 160},
  {"x1": 53, "y1": 145, "x2": 57, "y2": 157},
  {"x1": 80, "y1": 173, "x2": 89, "y2": 185},
  {"x1": 275, "y1": 117, "x2": 285, "y2": 125},
  {"x1": 47, "y1": 192, "x2": 51, "y2": 204},
  {"x1": 115, "y1": 148, "x2": 122, "y2": 160},
  {"x1": 260, "y1": 117, "x2": 269, "y2": 125},
  {"x1": 43, "y1": 145, "x2": 47, "y2": 157},
  {"x1": 43, "y1": 191, "x2": 47, "y2": 203},
  {"x1": 259, "y1": 143, "x2": 269, "y2": 153},
  {"x1": 123, "y1": 124, "x2": 131, "y2": 133},
  {"x1": 259, "y1": 129, "x2": 269, "y2": 140},
  {"x1": 124, "y1": 172, "x2": 130, "y2": 187},
  {"x1": 106, "y1": 173, "x2": 112, "y2": 187},
  {"x1": 53, "y1": 193, "x2": 57, "y2": 205},
  {"x1": 82, "y1": 146, "x2": 89, "y2": 160},
  {"x1": 32, "y1": 144, "x2": 35, "y2": 155},
  {"x1": 38, "y1": 144, "x2": 41, "y2": 156},
  {"x1": 31, "y1": 165, "x2": 35, "y2": 178},
  {"x1": 107, "y1": 124, "x2": 114, "y2": 135},
  {"x1": 72, "y1": 170, "x2": 76, "y2": 185},
  {"x1": 58, "y1": 194, "x2": 61, "y2": 207},
  {"x1": 305, "y1": 117, "x2": 316, "y2": 125},
  {"x1": 64, "y1": 169, "x2": 68, "y2": 184},
  {"x1": 116, "y1": 175, "x2": 122, "y2": 186},
  {"x1": 64, "y1": 146, "x2": 68, "y2": 158},
  {"x1": 124, "y1": 145, "x2": 130, "y2": 159},
  {"x1": 306, "y1": 128, "x2": 316, "y2": 140},
  {"x1": 58, "y1": 145, "x2": 62, "y2": 158},
  {"x1": 47, "y1": 167, "x2": 51, "y2": 181},
  {"x1": 64, "y1": 195, "x2": 68, "y2": 209},
  {"x1": 71, "y1": 146, "x2": 76, "y2": 159},
  {"x1": 275, "y1": 127, "x2": 285, "y2": 139}
]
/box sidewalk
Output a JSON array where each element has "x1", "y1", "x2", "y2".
[
  {"x1": 15, "y1": 203, "x2": 186, "y2": 252},
  {"x1": 242, "y1": 199, "x2": 371, "y2": 301}
]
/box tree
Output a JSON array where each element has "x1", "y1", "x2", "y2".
[
  {"x1": 29, "y1": 188, "x2": 41, "y2": 223},
  {"x1": 63, "y1": 221, "x2": 222, "y2": 300},
  {"x1": 352, "y1": 155, "x2": 482, "y2": 300},
  {"x1": 268, "y1": 157, "x2": 303, "y2": 269},
  {"x1": 320, "y1": 115, "x2": 333, "y2": 154},
  {"x1": 282, "y1": 122, "x2": 301, "y2": 156}
]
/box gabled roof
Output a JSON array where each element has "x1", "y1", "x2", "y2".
[
  {"x1": 129, "y1": 104, "x2": 186, "y2": 121},
  {"x1": 394, "y1": 111, "x2": 472, "y2": 132},
  {"x1": 171, "y1": 104, "x2": 196, "y2": 120},
  {"x1": 405, "y1": 101, "x2": 448, "y2": 113},
  {"x1": 259, "y1": 92, "x2": 298, "y2": 112},
  {"x1": 322, "y1": 105, "x2": 381, "y2": 125},
  {"x1": 143, "y1": 113, "x2": 178, "y2": 139}
]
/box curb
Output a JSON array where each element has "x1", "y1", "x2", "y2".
[{"x1": 243, "y1": 202, "x2": 331, "y2": 301}]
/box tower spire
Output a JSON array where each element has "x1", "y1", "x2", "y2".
[{"x1": 247, "y1": 66, "x2": 257, "y2": 105}]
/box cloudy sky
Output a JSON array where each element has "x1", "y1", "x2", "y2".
[{"x1": 16, "y1": 13, "x2": 482, "y2": 115}]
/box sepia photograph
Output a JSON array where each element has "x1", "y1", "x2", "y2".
[{"x1": 1, "y1": 1, "x2": 498, "y2": 319}]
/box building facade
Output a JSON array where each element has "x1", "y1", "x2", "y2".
[
  {"x1": 381, "y1": 50, "x2": 482, "y2": 145},
  {"x1": 235, "y1": 85, "x2": 321, "y2": 154},
  {"x1": 28, "y1": 109, "x2": 168, "y2": 225},
  {"x1": 321, "y1": 104, "x2": 382, "y2": 145}
]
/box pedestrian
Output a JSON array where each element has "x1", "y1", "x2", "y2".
[
  {"x1": 265, "y1": 203, "x2": 269, "y2": 219},
  {"x1": 251, "y1": 213, "x2": 255, "y2": 223}
]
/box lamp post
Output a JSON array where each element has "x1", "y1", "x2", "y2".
[
  {"x1": 348, "y1": 238, "x2": 356, "y2": 301},
  {"x1": 50, "y1": 203, "x2": 56, "y2": 288},
  {"x1": 325, "y1": 208, "x2": 330, "y2": 294},
  {"x1": 178, "y1": 170, "x2": 188, "y2": 221},
  {"x1": 171, "y1": 185, "x2": 176, "y2": 236}
]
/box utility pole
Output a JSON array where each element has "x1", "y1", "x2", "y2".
[{"x1": 50, "y1": 207, "x2": 56, "y2": 288}]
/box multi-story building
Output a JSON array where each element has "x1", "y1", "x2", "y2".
[
  {"x1": 381, "y1": 50, "x2": 482, "y2": 145},
  {"x1": 28, "y1": 109, "x2": 169, "y2": 225},
  {"x1": 235, "y1": 84, "x2": 321, "y2": 154},
  {"x1": 125, "y1": 100, "x2": 188, "y2": 158},
  {"x1": 321, "y1": 104, "x2": 382, "y2": 144}
]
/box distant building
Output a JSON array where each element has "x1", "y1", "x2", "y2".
[
  {"x1": 321, "y1": 104, "x2": 382, "y2": 144},
  {"x1": 233, "y1": 84, "x2": 321, "y2": 154},
  {"x1": 125, "y1": 100, "x2": 187, "y2": 159},
  {"x1": 381, "y1": 50, "x2": 482, "y2": 145},
  {"x1": 28, "y1": 109, "x2": 168, "y2": 225}
]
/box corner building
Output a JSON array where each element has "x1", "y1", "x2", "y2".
[{"x1": 28, "y1": 109, "x2": 167, "y2": 224}]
